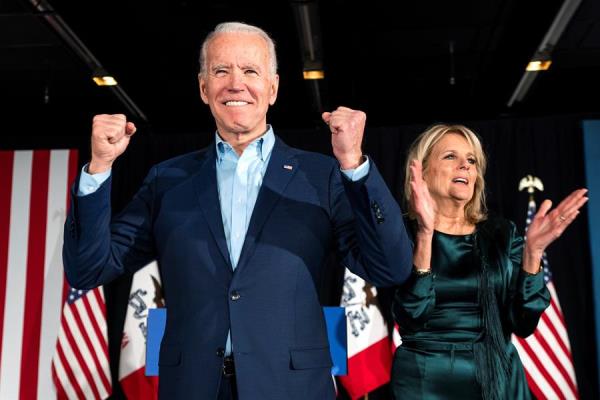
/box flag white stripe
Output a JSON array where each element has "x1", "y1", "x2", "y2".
[
  {"x1": 545, "y1": 297, "x2": 572, "y2": 351},
  {"x1": 74, "y1": 297, "x2": 111, "y2": 385},
  {"x1": 535, "y1": 319, "x2": 578, "y2": 385},
  {"x1": 524, "y1": 334, "x2": 577, "y2": 399},
  {"x1": 88, "y1": 290, "x2": 108, "y2": 335},
  {"x1": 547, "y1": 282, "x2": 564, "y2": 313},
  {"x1": 53, "y1": 352, "x2": 80, "y2": 400},
  {"x1": 38, "y1": 150, "x2": 70, "y2": 400},
  {"x1": 513, "y1": 339, "x2": 559, "y2": 399},
  {"x1": 65, "y1": 306, "x2": 108, "y2": 397},
  {"x1": 58, "y1": 324, "x2": 96, "y2": 400},
  {"x1": 0, "y1": 151, "x2": 33, "y2": 400}
]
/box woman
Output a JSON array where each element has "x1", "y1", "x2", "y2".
[{"x1": 391, "y1": 124, "x2": 588, "y2": 400}]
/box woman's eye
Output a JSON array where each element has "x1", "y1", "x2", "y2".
[
  {"x1": 444, "y1": 154, "x2": 455, "y2": 160},
  {"x1": 468, "y1": 158, "x2": 477, "y2": 164}
]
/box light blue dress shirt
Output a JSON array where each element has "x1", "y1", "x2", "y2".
[{"x1": 77, "y1": 126, "x2": 370, "y2": 355}]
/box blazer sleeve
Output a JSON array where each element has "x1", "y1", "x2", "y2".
[
  {"x1": 63, "y1": 168, "x2": 157, "y2": 290},
  {"x1": 329, "y1": 160, "x2": 413, "y2": 287},
  {"x1": 505, "y1": 223, "x2": 551, "y2": 338}
]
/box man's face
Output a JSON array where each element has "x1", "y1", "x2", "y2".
[{"x1": 199, "y1": 32, "x2": 279, "y2": 143}]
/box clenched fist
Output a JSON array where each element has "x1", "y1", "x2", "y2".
[
  {"x1": 89, "y1": 114, "x2": 136, "y2": 174},
  {"x1": 322, "y1": 106, "x2": 365, "y2": 169}
]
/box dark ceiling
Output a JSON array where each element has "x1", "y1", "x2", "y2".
[{"x1": 2, "y1": 0, "x2": 600, "y2": 138}]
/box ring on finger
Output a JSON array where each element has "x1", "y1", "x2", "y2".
[{"x1": 559, "y1": 215, "x2": 567, "y2": 222}]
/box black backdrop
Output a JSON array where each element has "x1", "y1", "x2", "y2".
[{"x1": 2, "y1": 115, "x2": 597, "y2": 399}]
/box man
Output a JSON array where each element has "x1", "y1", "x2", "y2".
[{"x1": 63, "y1": 22, "x2": 413, "y2": 400}]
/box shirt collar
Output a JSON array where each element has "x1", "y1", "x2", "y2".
[{"x1": 215, "y1": 125, "x2": 275, "y2": 163}]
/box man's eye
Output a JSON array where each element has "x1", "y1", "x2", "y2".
[
  {"x1": 214, "y1": 69, "x2": 227, "y2": 76},
  {"x1": 245, "y1": 69, "x2": 258, "y2": 75}
]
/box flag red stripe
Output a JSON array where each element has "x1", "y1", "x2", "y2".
[
  {"x1": 540, "y1": 312, "x2": 571, "y2": 359},
  {"x1": 62, "y1": 150, "x2": 78, "y2": 304},
  {"x1": 82, "y1": 293, "x2": 109, "y2": 360},
  {"x1": 66, "y1": 150, "x2": 78, "y2": 210},
  {"x1": 533, "y1": 329, "x2": 578, "y2": 394},
  {"x1": 549, "y1": 297, "x2": 566, "y2": 325},
  {"x1": 523, "y1": 367, "x2": 545, "y2": 400},
  {"x1": 62, "y1": 315, "x2": 102, "y2": 399},
  {"x1": 71, "y1": 299, "x2": 111, "y2": 391},
  {"x1": 93, "y1": 287, "x2": 107, "y2": 315},
  {"x1": 518, "y1": 337, "x2": 563, "y2": 397},
  {"x1": 338, "y1": 337, "x2": 391, "y2": 399},
  {"x1": 56, "y1": 342, "x2": 86, "y2": 400},
  {"x1": 20, "y1": 150, "x2": 50, "y2": 399},
  {"x1": 52, "y1": 362, "x2": 69, "y2": 400},
  {"x1": 0, "y1": 151, "x2": 15, "y2": 364}
]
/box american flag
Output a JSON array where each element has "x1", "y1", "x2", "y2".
[
  {"x1": 512, "y1": 198, "x2": 580, "y2": 399},
  {"x1": 52, "y1": 286, "x2": 112, "y2": 399},
  {"x1": 0, "y1": 149, "x2": 91, "y2": 399}
]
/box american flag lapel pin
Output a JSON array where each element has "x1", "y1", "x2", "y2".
[{"x1": 283, "y1": 164, "x2": 293, "y2": 171}]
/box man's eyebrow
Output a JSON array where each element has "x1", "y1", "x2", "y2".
[
  {"x1": 241, "y1": 63, "x2": 261, "y2": 69},
  {"x1": 211, "y1": 64, "x2": 230, "y2": 70}
]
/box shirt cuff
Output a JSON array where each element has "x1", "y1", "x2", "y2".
[
  {"x1": 340, "y1": 156, "x2": 370, "y2": 181},
  {"x1": 77, "y1": 164, "x2": 111, "y2": 196}
]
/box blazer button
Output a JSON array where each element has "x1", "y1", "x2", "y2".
[
  {"x1": 230, "y1": 291, "x2": 241, "y2": 301},
  {"x1": 216, "y1": 348, "x2": 225, "y2": 357}
]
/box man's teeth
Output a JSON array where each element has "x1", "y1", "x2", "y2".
[{"x1": 225, "y1": 101, "x2": 248, "y2": 106}]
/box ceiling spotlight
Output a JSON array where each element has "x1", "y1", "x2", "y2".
[
  {"x1": 526, "y1": 60, "x2": 552, "y2": 71},
  {"x1": 92, "y1": 68, "x2": 118, "y2": 86},
  {"x1": 92, "y1": 74, "x2": 118, "y2": 86},
  {"x1": 303, "y1": 70, "x2": 325, "y2": 80}
]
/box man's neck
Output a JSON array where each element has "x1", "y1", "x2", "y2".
[{"x1": 218, "y1": 128, "x2": 269, "y2": 156}]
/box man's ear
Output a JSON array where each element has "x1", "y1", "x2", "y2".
[
  {"x1": 199, "y1": 75, "x2": 209, "y2": 104},
  {"x1": 269, "y1": 74, "x2": 279, "y2": 106}
]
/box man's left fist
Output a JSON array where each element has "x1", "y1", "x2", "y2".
[{"x1": 322, "y1": 106, "x2": 365, "y2": 169}]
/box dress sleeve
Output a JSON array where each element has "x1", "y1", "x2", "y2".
[
  {"x1": 391, "y1": 270, "x2": 436, "y2": 333},
  {"x1": 505, "y1": 223, "x2": 551, "y2": 338}
]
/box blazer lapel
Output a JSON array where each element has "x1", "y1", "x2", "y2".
[
  {"x1": 235, "y1": 138, "x2": 298, "y2": 273},
  {"x1": 193, "y1": 147, "x2": 233, "y2": 271}
]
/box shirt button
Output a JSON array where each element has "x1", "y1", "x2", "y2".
[{"x1": 230, "y1": 291, "x2": 241, "y2": 301}]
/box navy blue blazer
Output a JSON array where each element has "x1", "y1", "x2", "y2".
[{"x1": 63, "y1": 137, "x2": 413, "y2": 400}]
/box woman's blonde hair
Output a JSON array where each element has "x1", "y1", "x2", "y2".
[{"x1": 404, "y1": 124, "x2": 488, "y2": 224}]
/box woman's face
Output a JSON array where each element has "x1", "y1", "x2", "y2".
[{"x1": 423, "y1": 132, "x2": 478, "y2": 207}]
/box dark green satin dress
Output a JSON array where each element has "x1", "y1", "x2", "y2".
[{"x1": 391, "y1": 219, "x2": 550, "y2": 400}]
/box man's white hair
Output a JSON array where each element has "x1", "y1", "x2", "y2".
[{"x1": 199, "y1": 22, "x2": 278, "y2": 77}]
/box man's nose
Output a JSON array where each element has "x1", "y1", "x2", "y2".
[{"x1": 227, "y1": 71, "x2": 244, "y2": 91}]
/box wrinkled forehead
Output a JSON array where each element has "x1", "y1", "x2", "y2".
[{"x1": 206, "y1": 32, "x2": 270, "y2": 62}]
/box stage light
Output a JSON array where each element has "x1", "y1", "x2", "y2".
[
  {"x1": 526, "y1": 60, "x2": 552, "y2": 71},
  {"x1": 303, "y1": 70, "x2": 325, "y2": 80}
]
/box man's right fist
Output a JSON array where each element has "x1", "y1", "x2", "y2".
[{"x1": 89, "y1": 114, "x2": 136, "y2": 174}]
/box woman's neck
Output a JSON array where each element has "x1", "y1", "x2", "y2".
[{"x1": 434, "y1": 204, "x2": 475, "y2": 235}]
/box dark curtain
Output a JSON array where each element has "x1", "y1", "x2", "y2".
[{"x1": 2, "y1": 115, "x2": 596, "y2": 399}]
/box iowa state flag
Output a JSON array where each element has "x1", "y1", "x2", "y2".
[
  {"x1": 338, "y1": 269, "x2": 392, "y2": 399},
  {"x1": 118, "y1": 261, "x2": 164, "y2": 399}
]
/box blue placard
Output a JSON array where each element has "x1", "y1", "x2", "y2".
[
  {"x1": 145, "y1": 307, "x2": 347, "y2": 376},
  {"x1": 323, "y1": 306, "x2": 347, "y2": 375},
  {"x1": 146, "y1": 308, "x2": 166, "y2": 376}
]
